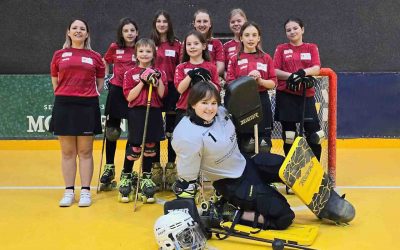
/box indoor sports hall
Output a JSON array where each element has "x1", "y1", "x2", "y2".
[{"x1": 1, "y1": 1, "x2": 399, "y2": 249}]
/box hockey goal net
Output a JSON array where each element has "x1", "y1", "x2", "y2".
[
  {"x1": 159, "y1": 68, "x2": 337, "y2": 184},
  {"x1": 269, "y1": 68, "x2": 337, "y2": 183}
]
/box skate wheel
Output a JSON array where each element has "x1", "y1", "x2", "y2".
[
  {"x1": 200, "y1": 201, "x2": 209, "y2": 211},
  {"x1": 146, "y1": 197, "x2": 155, "y2": 203}
]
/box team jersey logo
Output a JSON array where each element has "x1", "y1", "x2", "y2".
[
  {"x1": 256, "y1": 62, "x2": 267, "y2": 72},
  {"x1": 132, "y1": 55, "x2": 136, "y2": 62},
  {"x1": 116, "y1": 49, "x2": 125, "y2": 54},
  {"x1": 165, "y1": 49, "x2": 176, "y2": 57},
  {"x1": 208, "y1": 44, "x2": 213, "y2": 52},
  {"x1": 62, "y1": 52, "x2": 72, "y2": 57},
  {"x1": 238, "y1": 58, "x2": 248, "y2": 65},
  {"x1": 228, "y1": 46, "x2": 236, "y2": 52},
  {"x1": 132, "y1": 74, "x2": 140, "y2": 81},
  {"x1": 301, "y1": 53, "x2": 311, "y2": 60},
  {"x1": 81, "y1": 57, "x2": 93, "y2": 65},
  {"x1": 284, "y1": 49, "x2": 293, "y2": 54}
]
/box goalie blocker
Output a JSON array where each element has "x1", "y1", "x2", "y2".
[{"x1": 224, "y1": 76, "x2": 263, "y2": 132}]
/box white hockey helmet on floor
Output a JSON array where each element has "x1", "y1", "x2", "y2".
[{"x1": 154, "y1": 210, "x2": 206, "y2": 250}]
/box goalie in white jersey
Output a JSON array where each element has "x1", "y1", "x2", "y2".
[{"x1": 172, "y1": 81, "x2": 295, "y2": 230}]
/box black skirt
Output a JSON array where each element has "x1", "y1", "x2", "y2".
[
  {"x1": 50, "y1": 96, "x2": 102, "y2": 136},
  {"x1": 162, "y1": 81, "x2": 180, "y2": 113},
  {"x1": 127, "y1": 106, "x2": 165, "y2": 145},
  {"x1": 104, "y1": 84, "x2": 129, "y2": 119},
  {"x1": 274, "y1": 91, "x2": 319, "y2": 123}
]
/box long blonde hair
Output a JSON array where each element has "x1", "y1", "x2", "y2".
[{"x1": 62, "y1": 19, "x2": 92, "y2": 50}]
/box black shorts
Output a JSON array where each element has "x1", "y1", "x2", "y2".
[
  {"x1": 127, "y1": 106, "x2": 165, "y2": 145},
  {"x1": 50, "y1": 96, "x2": 102, "y2": 136},
  {"x1": 104, "y1": 84, "x2": 129, "y2": 119},
  {"x1": 162, "y1": 81, "x2": 180, "y2": 113},
  {"x1": 274, "y1": 91, "x2": 319, "y2": 122}
]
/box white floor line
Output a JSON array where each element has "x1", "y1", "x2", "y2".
[{"x1": 1, "y1": 185, "x2": 400, "y2": 190}]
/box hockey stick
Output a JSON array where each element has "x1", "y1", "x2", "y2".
[
  {"x1": 209, "y1": 228, "x2": 316, "y2": 250},
  {"x1": 96, "y1": 115, "x2": 108, "y2": 193},
  {"x1": 133, "y1": 84, "x2": 153, "y2": 212}
]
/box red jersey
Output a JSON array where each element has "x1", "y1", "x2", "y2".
[
  {"x1": 207, "y1": 38, "x2": 225, "y2": 65},
  {"x1": 174, "y1": 61, "x2": 220, "y2": 110},
  {"x1": 123, "y1": 66, "x2": 167, "y2": 108},
  {"x1": 104, "y1": 42, "x2": 136, "y2": 87},
  {"x1": 226, "y1": 52, "x2": 277, "y2": 92},
  {"x1": 223, "y1": 39, "x2": 240, "y2": 68},
  {"x1": 50, "y1": 48, "x2": 105, "y2": 97},
  {"x1": 273, "y1": 43, "x2": 320, "y2": 97},
  {"x1": 155, "y1": 40, "x2": 181, "y2": 82}
]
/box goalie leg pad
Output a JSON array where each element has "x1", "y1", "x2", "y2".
[
  {"x1": 144, "y1": 142, "x2": 157, "y2": 157},
  {"x1": 126, "y1": 145, "x2": 141, "y2": 161}
]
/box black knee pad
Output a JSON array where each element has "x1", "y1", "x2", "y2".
[
  {"x1": 105, "y1": 125, "x2": 121, "y2": 141},
  {"x1": 126, "y1": 145, "x2": 141, "y2": 161},
  {"x1": 144, "y1": 142, "x2": 157, "y2": 157}
]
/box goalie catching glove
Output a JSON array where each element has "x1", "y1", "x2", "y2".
[
  {"x1": 188, "y1": 68, "x2": 211, "y2": 86},
  {"x1": 286, "y1": 68, "x2": 305, "y2": 92},
  {"x1": 140, "y1": 68, "x2": 161, "y2": 87},
  {"x1": 172, "y1": 178, "x2": 198, "y2": 199}
]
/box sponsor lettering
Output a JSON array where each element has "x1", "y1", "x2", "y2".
[{"x1": 239, "y1": 113, "x2": 259, "y2": 125}]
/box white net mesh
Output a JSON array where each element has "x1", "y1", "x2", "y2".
[{"x1": 269, "y1": 76, "x2": 331, "y2": 172}]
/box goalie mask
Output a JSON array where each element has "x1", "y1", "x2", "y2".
[{"x1": 154, "y1": 210, "x2": 206, "y2": 250}]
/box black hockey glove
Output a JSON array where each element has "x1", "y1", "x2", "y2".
[
  {"x1": 302, "y1": 76, "x2": 317, "y2": 89},
  {"x1": 286, "y1": 69, "x2": 306, "y2": 92},
  {"x1": 172, "y1": 178, "x2": 198, "y2": 199},
  {"x1": 188, "y1": 68, "x2": 212, "y2": 86}
]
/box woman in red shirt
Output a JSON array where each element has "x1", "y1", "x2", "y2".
[{"x1": 50, "y1": 19, "x2": 105, "y2": 207}]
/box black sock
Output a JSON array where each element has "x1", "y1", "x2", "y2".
[
  {"x1": 81, "y1": 186, "x2": 90, "y2": 191},
  {"x1": 66, "y1": 186, "x2": 74, "y2": 191}
]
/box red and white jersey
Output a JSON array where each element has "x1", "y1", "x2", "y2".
[
  {"x1": 207, "y1": 38, "x2": 225, "y2": 65},
  {"x1": 123, "y1": 66, "x2": 167, "y2": 108},
  {"x1": 223, "y1": 39, "x2": 240, "y2": 68},
  {"x1": 273, "y1": 43, "x2": 320, "y2": 97},
  {"x1": 104, "y1": 42, "x2": 136, "y2": 87},
  {"x1": 174, "y1": 61, "x2": 220, "y2": 110},
  {"x1": 226, "y1": 52, "x2": 277, "y2": 92},
  {"x1": 155, "y1": 40, "x2": 181, "y2": 83},
  {"x1": 50, "y1": 48, "x2": 105, "y2": 97}
]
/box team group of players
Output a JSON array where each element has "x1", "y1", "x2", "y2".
[{"x1": 50, "y1": 8, "x2": 324, "y2": 207}]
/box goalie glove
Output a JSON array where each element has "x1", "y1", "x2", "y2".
[
  {"x1": 188, "y1": 68, "x2": 212, "y2": 86},
  {"x1": 286, "y1": 69, "x2": 306, "y2": 92},
  {"x1": 172, "y1": 178, "x2": 198, "y2": 199},
  {"x1": 302, "y1": 76, "x2": 317, "y2": 89}
]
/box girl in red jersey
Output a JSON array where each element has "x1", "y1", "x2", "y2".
[
  {"x1": 99, "y1": 17, "x2": 139, "y2": 191},
  {"x1": 122, "y1": 38, "x2": 167, "y2": 203},
  {"x1": 193, "y1": 9, "x2": 225, "y2": 76},
  {"x1": 150, "y1": 10, "x2": 181, "y2": 190},
  {"x1": 273, "y1": 18, "x2": 323, "y2": 160},
  {"x1": 50, "y1": 19, "x2": 105, "y2": 207},
  {"x1": 226, "y1": 21, "x2": 276, "y2": 154},
  {"x1": 174, "y1": 30, "x2": 220, "y2": 126},
  {"x1": 223, "y1": 9, "x2": 247, "y2": 71}
]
